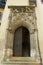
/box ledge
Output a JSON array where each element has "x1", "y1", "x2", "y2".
[{"x1": 8, "y1": 6, "x2": 36, "y2": 8}]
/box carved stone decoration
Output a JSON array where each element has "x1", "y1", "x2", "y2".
[
  {"x1": 9, "y1": 7, "x2": 36, "y2": 32},
  {"x1": 11, "y1": 6, "x2": 35, "y2": 13},
  {"x1": 4, "y1": 6, "x2": 40, "y2": 62}
]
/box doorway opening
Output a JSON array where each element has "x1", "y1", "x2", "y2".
[{"x1": 13, "y1": 26, "x2": 30, "y2": 57}]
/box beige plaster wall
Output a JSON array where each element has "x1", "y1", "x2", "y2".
[
  {"x1": 0, "y1": 3, "x2": 10, "y2": 60},
  {"x1": 7, "y1": 0, "x2": 29, "y2": 6},
  {"x1": 36, "y1": 0, "x2": 43, "y2": 63}
]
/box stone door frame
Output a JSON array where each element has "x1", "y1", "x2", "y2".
[{"x1": 4, "y1": 6, "x2": 40, "y2": 62}]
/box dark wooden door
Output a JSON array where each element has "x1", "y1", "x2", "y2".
[
  {"x1": 13, "y1": 26, "x2": 30, "y2": 57},
  {"x1": 22, "y1": 27, "x2": 30, "y2": 57},
  {"x1": 13, "y1": 27, "x2": 22, "y2": 56}
]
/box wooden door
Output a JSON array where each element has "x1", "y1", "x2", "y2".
[
  {"x1": 13, "y1": 27, "x2": 22, "y2": 56},
  {"x1": 13, "y1": 26, "x2": 30, "y2": 57},
  {"x1": 22, "y1": 27, "x2": 30, "y2": 57}
]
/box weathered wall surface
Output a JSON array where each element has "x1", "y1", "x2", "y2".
[
  {"x1": 0, "y1": 3, "x2": 10, "y2": 60},
  {"x1": 36, "y1": 0, "x2": 43, "y2": 63}
]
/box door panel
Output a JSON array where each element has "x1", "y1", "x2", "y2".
[
  {"x1": 13, "y1": 27, "x2": 22, "y2": 56},
  {"x1": 22, "y1": 27, "x2": 30, "y2": 56}
]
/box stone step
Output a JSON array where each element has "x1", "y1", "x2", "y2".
[
  {"x1": 9, "y1": 57, "x2": 38, "y2": 62},
  {"x1": 0, "y1": 57, "x2": 41, "y2": 65},
  {"x1": 0, "y1": 62, "x2": 40, "y2": 65}
]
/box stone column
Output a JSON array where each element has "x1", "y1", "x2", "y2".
[
  {"x1": 34, "y1": 30, "x2": 40, "y2": 62},
  {"x1": 3, "y1": 9, "x2": 13, "y2": 61},
  {"x1": 30, "y1": 28, "x2": 40, "y2": 62},
  {"x1": 30, "y1": 32, "x2": 36, "y2": 58}
]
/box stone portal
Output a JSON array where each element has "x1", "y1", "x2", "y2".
[{"x1": 4, "y1": 6, "x2": 40, "y2": 62}]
